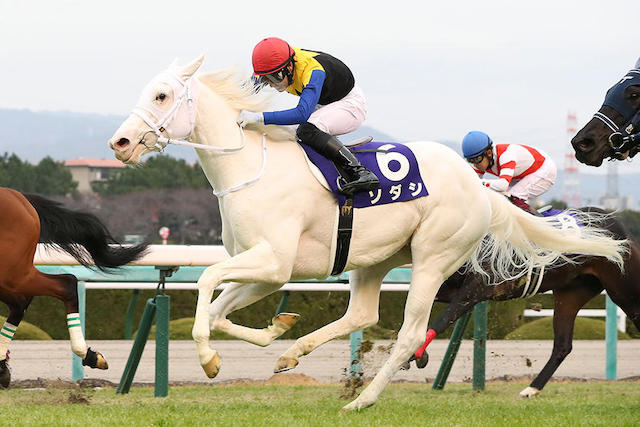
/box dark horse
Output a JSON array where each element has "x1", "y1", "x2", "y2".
[
  {"x1": 572, "y1": 57, "x2": 640, "y2": 166},
  {"x1": 408, "y1": 207, "x2": 640, "y2": 397},
  {"x1": 0, "y1": 188, "x2": 148, "y2": 388}
]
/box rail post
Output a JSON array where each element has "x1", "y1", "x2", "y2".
[
  {"x1": 116, "y1": 297, "x2": 156, "y2": 394},
  {"x1": 605, "y1": 294, "x2": 618, "y2": 380},
  {"x1": 71, "y1": 281, "x2": 86, "y2": 381},
  {"x1": 472, "y1": 301, "x2": 488, "y2": 391},
  {"x1": 117, "y1": 266, "x2": 175, "y2": 396},
  {"x1": 154, "y1": 294, "x2": 170, "y2": 397},
  {"x1": 432, "y1": 310, "x2": 472, "y2": 390},
  {"x1": 349, "y1": 330, "x2": 364, "y2": 380}
]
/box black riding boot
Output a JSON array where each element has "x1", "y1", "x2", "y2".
[
  {"x1": 296, "y1": 122, "x2": 379, "y2": 195},
  {"x1": 324, "y1": 136, "x2": 380, "y2": 195}
]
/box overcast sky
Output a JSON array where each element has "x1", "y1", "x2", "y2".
[{"x1": 1, "y1": 0, "x2": 639, "y2": 173}]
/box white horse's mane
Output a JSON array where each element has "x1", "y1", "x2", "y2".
[{"x1": 198, "y1": 68, "x2": 296, "y2": 142}]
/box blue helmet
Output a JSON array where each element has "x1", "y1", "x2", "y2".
[{"x1": 462, "y1": 131, "x2": 493, "y2": 159}]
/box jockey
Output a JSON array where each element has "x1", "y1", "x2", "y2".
[
  {"x1": 236, "y1": 37, "x2": 380, "y2": 195},
  {"x1": 461, "y1": 131, "x2": 557, "y2": 215}
]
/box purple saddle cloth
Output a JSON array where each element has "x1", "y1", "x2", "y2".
[
  {"x1": 300, "y1": 140, "x2": 429, "y2": 208},
  {"x1": 541, "y1": 208, "x2": 564, "y2": 217}
]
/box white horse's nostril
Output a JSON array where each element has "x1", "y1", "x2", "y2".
[{"x1": 115, "y1": 138, "x2": 130, "y2": 149}]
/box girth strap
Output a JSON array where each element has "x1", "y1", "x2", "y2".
[{"x1": 331, "y1": 197, "x2": 354, "y2": 276}]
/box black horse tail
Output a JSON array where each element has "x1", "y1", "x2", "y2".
[{"x1": 24, "y1": 193, "x2": 149, "y2": 270}]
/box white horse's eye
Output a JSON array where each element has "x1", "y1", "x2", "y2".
[{"x1": 156, "y1": 93, "x2": 167, "y2": 101}]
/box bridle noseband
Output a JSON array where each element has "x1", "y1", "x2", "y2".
[
  {"x1": 592, "y1": 69, "x2": 640, "y2": 161},
  {"x1": 132, "y1": 71, "x2": 246, "y2": 154}
]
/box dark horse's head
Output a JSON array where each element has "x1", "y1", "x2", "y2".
[{"x1": 572, "y1": 58, "x2": 640, "y2": 166}]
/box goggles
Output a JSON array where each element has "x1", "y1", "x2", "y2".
[
  {"x1": 258, "y1": 68, "x2": 288, "y2": 85},
  {"x1": 466, "y1": 153, "x2": 486, "y2": 165}
]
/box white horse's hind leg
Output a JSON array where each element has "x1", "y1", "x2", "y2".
[
  {"x1": 209, "y1": 281, "x2": 299, "y2": 346},
  {"x1": 341, "y1": 268, "x2": 442, "y2": 411},
  {"x1": 342, "y1": 222, "x2": 483, "y2": 411}
]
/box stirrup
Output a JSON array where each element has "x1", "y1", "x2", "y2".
[
  {"x1": 344, "y1": 136, "x2": 373, "y2": 147},
  {"x1": 338, "y1": 174, "x2": 380, "y2": 195}
]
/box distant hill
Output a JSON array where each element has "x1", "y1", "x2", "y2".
[
  {"x1": 1, "y1": 108, "x2": 637, "y2": 208},
  {"x1": 0, "y1": 108, "x2": 401, "y2": 163},
  {"x1": 0, "y1": 109, "x2": 124, "y2": 162}
]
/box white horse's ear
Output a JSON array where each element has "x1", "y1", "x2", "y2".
[
  {"x1": 635, "y1": 57, "x2": 640, "y2": 69},
  {"x1": 170, "y1": 57, "x2": 180, "y2": 68},
  {"x1": 179, "y1": 54, "x2": 205, "y2": 80}
]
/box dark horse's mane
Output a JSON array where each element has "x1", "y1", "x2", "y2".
[{"x1": 24, "y1": 193, "x2": 148, "y2": 270}]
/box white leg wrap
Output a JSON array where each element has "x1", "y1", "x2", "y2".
[
  {"x1": 66, "y1": 313, "x2": 88, "y2": 358},
  {"x1": 0, "y1": 322, "x2": 17, "y2": 360}
]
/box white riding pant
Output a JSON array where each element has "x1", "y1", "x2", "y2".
[
  {"x1": 307, "y1": 85, "x2": 367, "y2": 136},
  {"x1": 506, "y1": 157, "x2": 558, "y2": 200}
]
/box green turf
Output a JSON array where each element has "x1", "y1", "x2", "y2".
[{"x1": 0, "y1": 382, "x2": 638, "y2": 426}]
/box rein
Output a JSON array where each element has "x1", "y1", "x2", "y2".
[{"x1": 212, "y1": 132, "x2": 267, "y2": 198}]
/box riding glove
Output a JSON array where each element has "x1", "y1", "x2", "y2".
[{"x1": 236, "y1": 110, "x2": 264, "y2": 127}]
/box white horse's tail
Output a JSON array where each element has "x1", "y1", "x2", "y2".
[{"x1": 468, "y1": 190, "x2": 629, "y2": 281}]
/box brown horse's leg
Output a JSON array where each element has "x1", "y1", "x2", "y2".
[
  {"x1": 521, "y1": 279, "x2": 602, "y2": 397},
  {"x1": 0, "y1": 296, "x2": 33, "y2": 388},
  {"x1": 411, "y1": 272, "x2": 497, "y2": 369},
  {"x1": 606, "y1": 291, "x2": 640, "y2": 336},
  {"x1": 16, "y1": 271, "x2": 108, "y2": 370}
]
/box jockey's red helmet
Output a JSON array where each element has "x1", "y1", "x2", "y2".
[{"x1": 252, "y1": 37, "x2": 294, "y2": 76}]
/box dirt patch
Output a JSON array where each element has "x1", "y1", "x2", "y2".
[
  {"x1": 264, "y1": 373, "x2": 320, "y2": 386},
  {"x1": 67, "y1": 389, "x2": 93, "y2": 404}
]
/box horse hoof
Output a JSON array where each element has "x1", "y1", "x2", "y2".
[
  {"x1": 415, "y1": 352, "x2": 429, "y2": 369},
  {"x1": 274, "y1": 356, "x2": 298, "y2": 373},
  {"x1": 518, "y1": 386, "x2": 540, "y2": 398},
  {"x1": 0, "y1": 359, "x2": 10, "y2": 389},
  {"x1": 95, "y1": 352, "x2": 109, "y2": 370},
  {"x1": 202, "y1": 351, "x2": 221, "y2": 378},
  {"x1": 272, "y1": 313, "x2": 300, "y2": 330}
]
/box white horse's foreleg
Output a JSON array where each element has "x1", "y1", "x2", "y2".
[
  {"x1": 192, "y1": 242, "x2": 295, "y2": 378},
  {"x1": 209, "y1": 281, "x2": 299, "y2": 346},
  {"x1": 274, "y1": 265, "x2": 390, "y2": 372}
]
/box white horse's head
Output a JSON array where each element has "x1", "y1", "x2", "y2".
[{"x1": 108, "y1": 55, "x2": 205, "y2": 164}]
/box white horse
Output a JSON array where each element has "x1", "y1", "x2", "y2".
[{"x1": 108, "y1": 56, "x2": 627, "y2": 411}]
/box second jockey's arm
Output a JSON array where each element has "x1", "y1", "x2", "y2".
[
  {"x1": 482, "y1": 161, "x2": 514, "y2": 192},
  {"x1": 263, "y1": 70, "x2": 325, "y2": 125}
]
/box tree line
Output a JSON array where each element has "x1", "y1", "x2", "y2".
[
  {"x1": 0, "y1": 153, "x2": 221, "y2": 244},
  {"x1": 3, "y1": 152, "x2": 640, "y2": 246},
  {"x1": 0, "y1": 152, "x2": 210, "y2": 196}
]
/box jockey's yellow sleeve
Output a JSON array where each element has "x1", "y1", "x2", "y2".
[{"x1": 263, "y1": 47, "x2": 355, "y2": 125}]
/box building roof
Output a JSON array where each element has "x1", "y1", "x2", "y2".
[{"x1": 64, "y1": 158, "x2": 126, "y2": 168}]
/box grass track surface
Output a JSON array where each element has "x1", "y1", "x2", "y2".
[{"x1": 1, "y1": 382, "x2": 639, "y2": 426}]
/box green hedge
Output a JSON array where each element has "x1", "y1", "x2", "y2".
[
  {"x1": 0, "y1": 316, "x2": 51, "y2": 340},
  {"x1": 505, "y1": 317, "x2": 631, "y2": 340},
  {"x1": 0, "y1": 290, "x2": 527, "y2": 340},
  {"x1": 2, "y1": 289, "x2": 634, "y2": 341}
]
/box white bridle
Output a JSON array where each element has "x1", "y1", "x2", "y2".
[
  {"x1": 132, "y1": 70, "x2": 246, "y2": 154},
  {"x1": 131, "y1": 68, "x2": 267, "y2": 197}
]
